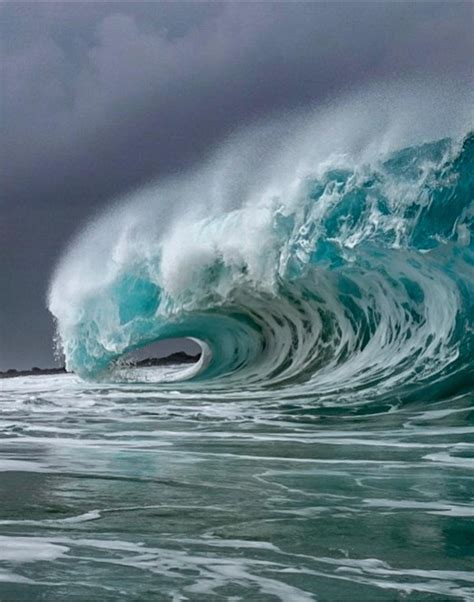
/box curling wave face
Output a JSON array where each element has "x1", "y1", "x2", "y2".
[{"x1": 49, "y1": 88, "x2": 473, "y2": 404}]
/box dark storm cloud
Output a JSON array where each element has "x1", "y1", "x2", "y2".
[{"x1": 1, "y1": 1, "x2": 472, "y2": 368}]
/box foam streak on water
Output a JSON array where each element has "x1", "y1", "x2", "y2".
[{"x1": 0, "y1": 373, "x2": 472, "y2": 601}]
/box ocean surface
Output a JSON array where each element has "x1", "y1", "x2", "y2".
[
  {"x1": 0, "y1": 371, "x2": 473, "y2": 601},
  {"x1": 2, "y1": 89, "x2": 473, "y2": 600}
]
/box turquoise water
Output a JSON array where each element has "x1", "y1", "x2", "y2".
[
  {"x1": 6, "y1": 102, "x2": 474, "y2": 599},
  {"x1": 0, "y1": 372, "x2": 472, "y2": 601},
  {"x1": 50, "y1": 134, "x2": 473, "y2": 391}
]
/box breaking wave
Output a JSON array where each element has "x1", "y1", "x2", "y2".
[{"x1": 49, "y1": 82, "x2": 473, "y2": 404}]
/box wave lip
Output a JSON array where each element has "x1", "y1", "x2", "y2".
[{"x1": 49, "y1": 129, "x2": 473, "y2": 402}]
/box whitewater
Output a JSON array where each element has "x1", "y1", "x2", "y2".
[{"x1": 1, "y1": 81, "x2": 472, "y2": 601}]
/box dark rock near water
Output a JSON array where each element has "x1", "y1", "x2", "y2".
[
  {"x1": 0, "y1": 352, "x2": 201, "y2": 379},
  {"x1": 132, "y1": 352, "x2": 201, "y2": 367},
  {"x1": 0, "y1": 366, "x2": 67, "y2": 379}
]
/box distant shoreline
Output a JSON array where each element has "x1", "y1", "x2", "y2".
[{"x1": 0, "y1": 351, "x2": 201, "y2": 379}]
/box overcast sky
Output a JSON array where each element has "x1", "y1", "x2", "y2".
[{"x1": 1, "y1": 1, "x2": 472, "y2": 369}]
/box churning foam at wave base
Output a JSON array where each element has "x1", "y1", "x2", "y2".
[{"x1": 48, "y1": 81, "x2": 474, "y2": 401}]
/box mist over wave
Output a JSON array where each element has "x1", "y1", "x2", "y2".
[{"x1": 49, "y1": 80, "x2": 473, "y2": 404}]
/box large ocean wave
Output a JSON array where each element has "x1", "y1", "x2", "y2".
[{"x1": 48, "y1": 83, "x2": 473, "y2": 404}]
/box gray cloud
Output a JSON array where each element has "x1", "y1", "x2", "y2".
[{"x1": 1, "y1": 1, "x2": 472, "y2": 368}]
